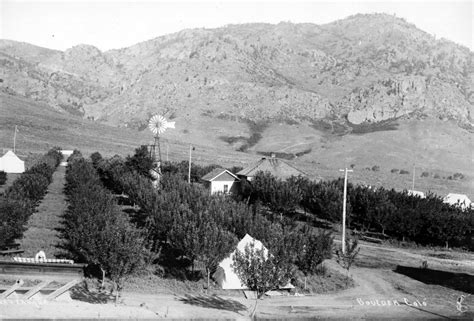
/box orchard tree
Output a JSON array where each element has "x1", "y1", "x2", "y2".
[{"x1": 125, "y1": 145, "x2": 154, "y2": 178}]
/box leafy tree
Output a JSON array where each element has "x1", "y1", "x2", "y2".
[
  {"x1": 63, "y1": 154, "x2": 149, "y2": 298},
  {"x1": 0, "y1": 171, "x2": 7, "y2": 185},
  {"x1": 0, "y1": 197, "x2": 32, "y2": 248},
  {"x1": 335, "y1": 238, "x2": 360, "y2": 284},
  {"x1": 90, "y1": 152, "x2": 103, "y2": 168},
  {"x1": 125, "y1": 145, "x2": 154, "y2": 178},
  {"x1": 297, "y1": 229, "x2": 333, "y2": 278},
  {"x1": 232, "y1": 242, "x2": 293, "y2": 317}
]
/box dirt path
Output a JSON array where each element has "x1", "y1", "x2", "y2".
[{"x1": 18, "y1": 165, "x2": 67, "y2": 258}]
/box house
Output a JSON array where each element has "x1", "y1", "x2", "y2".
[
  {"x1": 0, "y1": 150, "x2": 25, "y2": 173},
  {"x1": 443, "y1": 193, "x2": 472, "y2": 210},
  {"x1": 237, "y1": 155, "x2": 306, "y2": 182},
  {"x1": 60, "y1": 150, "x2": 74, "y2": 166},
  {"x1": 201, "y1": 168, "x2": 239, "y2": 195},
  {"x1": 212, "y1": 234, "x2": 294, "y2": 290},
  {"x1": 407, "y1": 190, "x2": 426, "y2": 198}
]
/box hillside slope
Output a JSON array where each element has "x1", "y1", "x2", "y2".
[{"x1": 1, "y1": 14, "x2": 472, "y2": 128}]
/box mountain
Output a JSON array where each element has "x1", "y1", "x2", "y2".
[
  {"x1": 0, "y1": 13, "x2": 473, "y2": 197},
  {"x1": 1, "y1": 14, "x2": 472, "y2": 128}
]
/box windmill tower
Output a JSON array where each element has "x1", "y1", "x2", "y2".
[{"x1": 148, "y1": 115, "x2": 175, "y2": 187}]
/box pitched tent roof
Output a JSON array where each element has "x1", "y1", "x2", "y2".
[
  {"x1": 212, "y1": 234, "x2": 294, "y2": 290},
  {"x1": 201, "y1": 168, "x2": 239, "y2": 182},
  {"x1": 443, "y1": 193, "x2": 472, "y2": 209},
  {"x1": 237, "y1": 157, "x2": 305, "y2": 180},
  {"x1": 0, "y1": 150, "x2": 25, "y2": 173}
]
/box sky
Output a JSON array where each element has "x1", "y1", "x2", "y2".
[{"x1": 1, "y1": 0, "x2": 472, "y2": 51}]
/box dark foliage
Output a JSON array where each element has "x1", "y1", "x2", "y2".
[
  {"x1": 0, "y1": 147, "x2": 62, "y2": 248},
  {"x1": 63, "y1": 154, "x2": 148, "y2": 290},
  {"x1": 0, "y1": 171, "x2": 7, "y2": 185}
]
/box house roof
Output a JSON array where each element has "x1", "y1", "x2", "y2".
[
  {"x1": 201, "y1": 168, "x2": 239, "y2": 182},
  {"x1": 237, "y1": 157, "x2": 305, "y2": 179},
  {"x1": 443, "y1": 193, "x2": 471, "y2": 203},
  {"x1": 407, "y1": 190, "x2": 426, "y2": 198}
]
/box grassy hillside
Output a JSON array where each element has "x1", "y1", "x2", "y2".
[
  {"x1": 1, "y1": 93, "x2": 472, "y2": 200},
  {"x1": 0, "y1": 93, "x2": 255, "y2": 167}
]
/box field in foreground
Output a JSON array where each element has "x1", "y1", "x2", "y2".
[{"x1": 1, "y1": 241, "x2": 472, "y2": 319}]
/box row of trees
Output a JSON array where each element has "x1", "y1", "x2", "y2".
[
  {"x1": 0, "y1": 148, "x2": 62, "y2": 248},
  {"x1": 246, "y1": 172, "x2": 473, "y2": 249},
  {"x1": 62, "y1": 151, "x2": 149, "y2": 293},
  {"x1": 93, "y1": 148, "x2": 334, "y2": 289}
]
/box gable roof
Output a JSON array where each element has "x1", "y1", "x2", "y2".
[
  {"x1": 237, "y1": 157, "x2": 305, "y2": 179},
  {"x1": 201, "y1": 168, "x2": 239, "y2": 182},
  {"x1": 2, "y1": 150, "x2": 23, "y2": 162}
]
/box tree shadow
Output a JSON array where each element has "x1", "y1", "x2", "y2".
[
  {"x1": 70, "y1": 283, "x2": 115, "y2": 304},
  {"x1": 395, "y1": 265, "x2": 474, "y2": 294},
  {"x1": 177, "y1": 294, "x2": 247, "y2": 315}
]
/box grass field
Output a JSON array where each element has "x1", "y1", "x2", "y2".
[{"x1": 17, "y1": 165, "x2": 67, "y2": 258}]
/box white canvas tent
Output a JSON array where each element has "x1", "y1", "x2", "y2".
[
  {"x1": 0, "y1": 150, "x2": 25, "y2": 173},
  {"x1": 213, "y1": 234, "x2": 293, "y2": 290},
  {"x1": 443, "y1": 193, "x2": 472, "y2": 210}
]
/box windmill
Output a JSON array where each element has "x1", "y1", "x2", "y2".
[{"x1": 148, "y1": 115, "x2": 175, "y2": 187}]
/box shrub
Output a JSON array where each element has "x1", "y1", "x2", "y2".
[
  {"x1": 371, "y1": 165, "x2": 380, "y2": 172},
  {"x1": 421, "y1": 171, "x2": 430, "y2": 177},
  {"x1": 453, "y1": 173, "x2": 464, "y2": 180},
  {"x1": 0, "y1": 171, "x2": 6, "y2": 185},
  {"x1": 391, "y1": 169, "x2": 399, "y2": 173},
  {"x1": 399, "y1": 169, "x2": 410, "y2": 175}
]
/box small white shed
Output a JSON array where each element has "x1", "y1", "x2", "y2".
[
  {"x1": 443, "y1": 193, "x2": 472, "y2": 210},
  {"x1": 0, "y1": 150, "x2": 25, "y2": 173}
]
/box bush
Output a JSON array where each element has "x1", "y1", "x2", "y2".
[
  {"x1": 421, "y1": 171, "x2": 430, "y2": 177},
  {"x1": 391, "y1": 168, "x2": 399, "y2": 173},
  {"x1": 371, "y1": 165, "x2": 380, "y2": 172},
  {"x1": 453, "y1": 173, "x2": 464, "y2": 180},
  {"x1": 399, "y1": 169, "x2": 410, "y2": 175},
  {"x1": 0, "y1": 171, "x2": 6, "y2": 185}
]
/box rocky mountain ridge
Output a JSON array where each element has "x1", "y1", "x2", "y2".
[{"x1": 1, "y1": 13, "x2": 473, "y2": 129}]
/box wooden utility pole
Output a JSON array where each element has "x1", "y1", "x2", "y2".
[
  {"x1": 13, "y1": 125, "x2": 18, "y2": 153},
  {"x1": 339, "y1": 168, "x2": 353, "y2": 254},
  {"x1": 412, "y1": 164, "x2": 416, "y2": 190},
  {"x1": 188, "y1": 145, "x2": 193, "y2": 184}
]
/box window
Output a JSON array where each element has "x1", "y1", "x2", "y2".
[{"x1": 223, "y1": 184, "x2": 229, "y2": 193}]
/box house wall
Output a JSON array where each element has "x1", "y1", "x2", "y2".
[{"x1": 210, "y1": 180, "x2": 238, "y2": 195}]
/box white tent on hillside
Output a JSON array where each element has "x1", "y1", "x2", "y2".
[
  {"x1": 443, "y1": 193, "x2": 472, "y2": 210},
  {"x1": 0, "y1": 150, "x2": 25, "y2": 173},
  {"x1": 213, "y1": 234, "x2": 293, "y2": 290}
]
